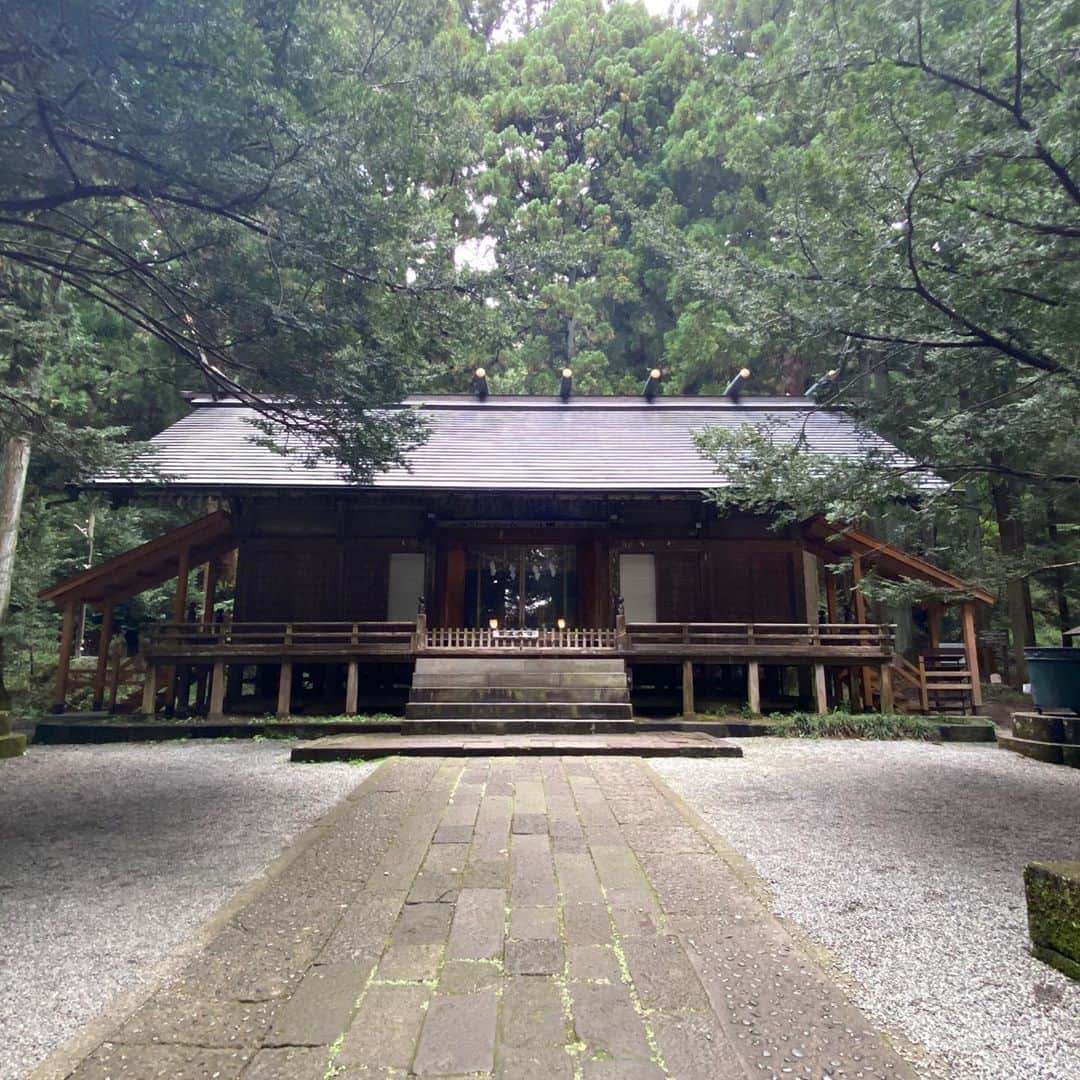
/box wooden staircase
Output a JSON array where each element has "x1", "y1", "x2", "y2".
[{"x1": 868, "y1": 652, "x2": 977, "y2": 714}]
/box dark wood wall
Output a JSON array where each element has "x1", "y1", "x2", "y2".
[
  {"x1": 230, "y1": 495, "x2": 809, "y2": 625},
  {"x1": 233, "y1": 498, "x2": 429, "y2": 622},
  {"x1": 615, "y1": 540, "x2": 805, "y2": 623}
]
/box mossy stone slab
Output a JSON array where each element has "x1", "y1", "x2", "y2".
[
  {"x1": 1012, "y1": 712, "x2": 1065, "y2": 743},
  {"x1": 1024, "y1": 861, "x2": 1080, "y2": 981},
  {"x1": 0, "y1": 732, "x2": 27, "y2": 759}
]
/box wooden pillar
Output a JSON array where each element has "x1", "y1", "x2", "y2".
[
  {"x1": 852, "y1": 554, "x2": 874, "y2": 709},
  {"x1": 164, "y1": 546, "x2": 192, "y2": 712},
  {"x1": 53, "y1": 599, "x2": 77, "y2": 711},
  {"x1": 445, "y1": 542, "x2": 465, "y2": 627},
  {"x1": 209, "y1": 661, "x2": 226, "y2": 718},
  {"x1": 961, "y1": 601, "x2": 983, "y2": 708},
  {"x1": 277, "y1": 661, "x2": 293, "y2": 717},
  {"x1": 813, "y1": 662, "x2": 828, "y2": 714},
  {"x1": 92, "y1": 600, "x2": 114, "y2": 710},
  {"x1": 141, "y1": 662, "x2": 158, "y2": 715},
  {"x1": 878, "y1": 661, "x2": 894, "y2": 714},
  {"x1": 824, "y1": 570, "x2": 840, "y2": 625},
  {"x1": 747, "y1": 660, "x2": 761, "y2": 715},
  {"x1": 108, "y1": 644, "x2": 123, "y2": 713},
  {"x1": 681, "y1": 660, "x2": 695, "y2": 718},
  {"x1": 173, "y1": 546, "x2": 192, "y2": 621},
  {"x1": 345, "y1": 661, "x2": 359, "y2": 715},
  {"x1": 927, "y1": 603, "x2": 943, "y2": 651},
  {"x1": 851, "y1": 554, "x2": 867, "y2": 622},
  {"x1": 802, "y1": 550, "x2": 821, "y2": 624},
  {"x1": 200, "y1": 559, "x2": 218, "y2": 625}
]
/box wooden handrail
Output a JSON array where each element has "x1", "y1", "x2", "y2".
[{"x1": 624, "y1": 622, "x2": 894, "y2": 650}]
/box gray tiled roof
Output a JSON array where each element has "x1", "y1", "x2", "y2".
[{"x1": 98, "y1": 394, "x2": 920, "y2": 493}]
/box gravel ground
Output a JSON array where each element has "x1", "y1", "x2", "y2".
[
  {"x1": 0, "y1": 742, "x2": 373, "y2": 1080},
  {"x1": 654, "y1": 740, "x2": 1080, "y2": 1080}
]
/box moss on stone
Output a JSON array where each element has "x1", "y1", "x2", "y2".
[
  {"x1": 1024, "y1": 861, "x2": 1080, "y2": 981},
  {"x1": 0, "y1": 731, "x2": 27, "y2": 759}
]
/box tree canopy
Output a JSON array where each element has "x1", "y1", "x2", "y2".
[{"x1": 1, "y1": 0, "x2": 1077, "y2": 705}]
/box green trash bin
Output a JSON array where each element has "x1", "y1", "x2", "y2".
[{"x1": 1025, "y1": 648, "x2": 1080, "y2": 712}]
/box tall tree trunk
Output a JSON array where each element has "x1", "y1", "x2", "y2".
[
  {"x1": 0, "y1": 433, "x2": 32, "y2": 709},
  {"x1": 989, "y1": 466, "x2": 1036, "y2": 684},
  {"x1": 1047, "y1": 509, "x2": 1073, "y2": 645}
]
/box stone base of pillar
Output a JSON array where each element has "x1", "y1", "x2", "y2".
[{"x1": 0, "y1": 713, "x2": 26, "y2": 758}]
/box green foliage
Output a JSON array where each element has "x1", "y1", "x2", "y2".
[
  {"x1": 471, "y1": 0, "x2": 711, "y2": 392},
  {"x1": 768, "y1": 710, "x2": 961, "y2": 740},
  {"x1": 660, "y1": 0, "x2": 1080, "y2": 648},
  {"x1": 1, "y1": 0, "x2": 487, "y2": 476}
]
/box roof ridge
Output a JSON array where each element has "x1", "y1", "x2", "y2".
[{"x1": 179, "y1": 393, "x2": 838, "y2": 411}]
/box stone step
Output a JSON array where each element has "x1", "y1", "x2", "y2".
[
  {"x1": 404, "y1": 701, "x2": 634, "y2": 721},
  {"x1": 409, "y1": 686, "x2": 631, "y2": 705},
  {"x1": 291, "y1": 731, "x2": 743, "y2": 761},
  {"x1": 403, "y1": 718, "x2": 641, "y2": 735},
  {"x1": 999, "y1": 734, "x2": 1080, "y2": 767},
  {"x1": 1011, "y1": 711, "x2": 1080, "y2": 745},
  {"x1": 411, "y1": 672, "x2": 629, "y2": 689},
  {"x1": 413, "y1": 658, "x2": 627, "y2": 675}
]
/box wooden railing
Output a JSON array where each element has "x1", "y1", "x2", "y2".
[
  {"x1": 65, "y1": 653, "x2": 144, "y2": 711},
  {"x1": 624, "y1": 622, "x2": 895, "y2": 653},
  {"x1": 892, "y1": 654, "x2": 923, "y2": 691},
  {"x1": 146, "y1": 621, "x2": 416, "y2": 656},
  {"x1": 145, "y1": 619, "x2": 898, "y2": 660},
  {"x1": 422, "y1": 627, "x2": 618, "y2": 651}
]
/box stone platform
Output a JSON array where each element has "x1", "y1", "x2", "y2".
[
  {"x1": 1000, "y1": 711, "x2": 1080, "y2": 767},
  {"x1": 291, "y1": 730, "x2": 742, "y2": 761},
  {"x1": 43, "y1": 755, "x2": 919, "y2": 1079}
]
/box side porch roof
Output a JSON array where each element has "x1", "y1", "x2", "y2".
[
  {"x1": 806, "y1": 518, "x2": 994, "y2": 605},
  {"x1": 39, "y1": 510, "x2": 236, "y2": 606}
]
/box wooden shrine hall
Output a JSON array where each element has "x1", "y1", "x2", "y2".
[{"x1": 42, "y1": 390, "x2": 993, "y2": 719}]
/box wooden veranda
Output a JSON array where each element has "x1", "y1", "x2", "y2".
[{"x1": 139, "y1": 613, "x2": 899, "y2": 718}]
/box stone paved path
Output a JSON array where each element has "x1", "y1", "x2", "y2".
[{"x1": 56, "y1": 757, "x2": 923, "y2": 1080}]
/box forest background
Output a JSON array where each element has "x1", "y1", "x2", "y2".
[{"x1": 1, "y1": 0, "x2": 1077, "y2": 709}]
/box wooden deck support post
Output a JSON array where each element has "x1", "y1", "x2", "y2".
[
  {"x1": 209, "y1": 661, "x2": 226, "y2": 718},
  {"x1": 681, "y1": 660, "x2": 694, "y2": 718},
  {"x1": 747, "y1": 660, "x2": 761, "y2": 715},
  {"x1": 848, "y1": 668, "x2": 863, "y2": 711},
  {"x1": 878, "y1": 661, "x2": 894, "y2": 714},
  {"x1": 345, "y1": 661, "x2": 359, "y2": 715},
  {"x1": 961, "y1": 601, "x2": 983, "y2": 708},
  {"x1": 53, "y1": 599, "x2": 77, "y2": 711},
  {"x1": 277, "y1": 662, "x2": 293, "y2": 717},
  {"x1": 92, "y1": 600, "x2": 114, "y2": 710},
  {"x1": 813, "y1": 662, "x2": 829, "y2": 714}
]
